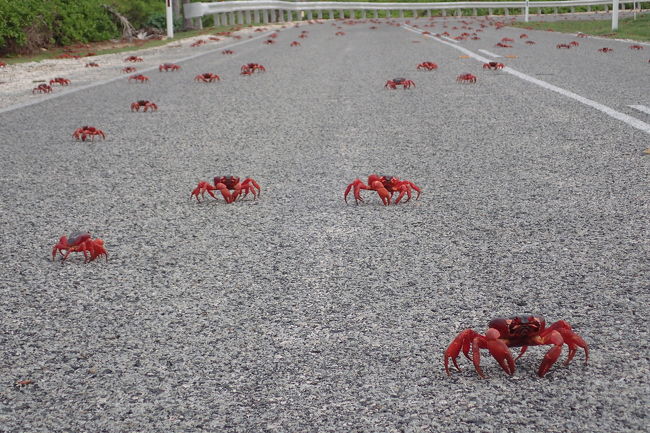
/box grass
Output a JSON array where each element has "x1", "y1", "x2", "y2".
[
  {"x1": 0, "y1": 25, "x2": 241, "y2": 65},
  {"x1": 511, "y1": 13, "x2": 650, "y2": 42}
]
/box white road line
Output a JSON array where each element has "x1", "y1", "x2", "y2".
[
  {"x1": 478, "y1": 49, "x2": 502, "y2": 58},
  {"x1": 0, "y1": 31, "x2": 276, "y2": 116},
  {"x1": 629, "y1": 105, "x2": 650, "y2": 115},
  {"x1": 440, "y1": 36, "x2": 459, "y2": 44},
  {"x1": 402, "y1": 24, "x2": 650, "y2": 136}
]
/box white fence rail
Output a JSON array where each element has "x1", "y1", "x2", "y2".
[{"x1": 183, "y1": 0, "x2": 642, "y2": 25}]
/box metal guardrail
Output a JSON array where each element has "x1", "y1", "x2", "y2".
[{"x1": 184, "y1": 0, "x2": 639, "y2": 18}]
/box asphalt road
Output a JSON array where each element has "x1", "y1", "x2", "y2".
[{"x1": 1, "y1": 16, "x2": 649, "y2": 433}]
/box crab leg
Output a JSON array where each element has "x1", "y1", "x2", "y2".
[
  {"x1": 544, "y1": 320, "x2": 589, "y2": 366},
  {"x1": 515, "y1": 345, "x2": 528, "y2": 360},
  {"x1": 344, "y1": 179, "x2": 369, "y2": 204},
  {"x1": 407, "y1": 181, "x2": 422, "y2": 200},
  {"x1": 243, "y1": 178, "x2": 261, "y2": 197},
  {"x1": 394, "y1": 185, "x2": 412, "y2": 204},
  {"x1": 444, "y1": 329, "x2": 481, "y2": 374}
]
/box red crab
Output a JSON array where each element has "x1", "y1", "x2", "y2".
[
  {"x1": 49, "y1": 77, "x2": 71, "y2": 86},
  {"x1": 191, "y1": 176, "x2": 261, "y2": 203},
  {"x1": 417, "y1": 62, "x2": 438, "y2": 71},
  {"x1": 290, "y1": 41, "x2": 301, "y2": 47},
  {"x1": 299, "y1": 33, "x2": 308, "y2": 39},
  {"x1": 557, "y1": 44, "x2": 571, "y2": 49},
  {"x1": 52, "y1": 232, "x2": 108, "y2": 263},
  {"x1": 159, "y1": 63, "x2": 181, "y2": 72},
  {"x1": 629, "y1": 45, "x2": 644, "y2": 50},
  {"x1": 124, "y1": 56, "x2": 143, "y2": 62},
  {"x1": 32, "y1": 84, "x2": 52, "y2": 94},
  {"x1": 130, "y1": 100, "x2": 158, "y2": 112},
  {"x1": 241, "y1": 63, "x2": 266, "y2": 75},
  {"x1": 128, "y1": 74, "x2": 149, "y2": 83},
  {"x1": 483, "y1": 62, "x2": 505, "y2": 70},
  {"x1": 263, "y1": 39, "x2": 275, "y2": 44},
  {"x1": 384, "y1": 78, "x2": 415, "y2": 89},
  {"x1": 72, "y1": 126, "x2": 105, "y2": 142},
  {"x1": 222, "y1": 49, "x2": 234, "y2": 55},
  {"x1": 519, "y1": 34, "x2": 528, "y2": 39},
  {"x1": 191, "y1": 40, "x2": 206, "y2": 47},
  {"x1": 525, "y1": 40, "x2": 536, "y2": 45},
  {"x1": 598, "y1": 47, "x2": 613, "y2": 53},
  {"x1": 569, "y1": 41, "x2": 579, "y2": 47},
  {"x1": 495, "y1": 43, "x2": 512, "y2": 48},
  {"x1": 209, "y1": 36, "x2": 221, "y2": 42},
  {"x1": 0, "y1": 61, "x2": 6, "y2": 67},
  {"x1": 122, "y1": 67, "x2": 137, "y2": 73},
  {"x1": 344, "y1": 175, "x2": 421, "y2": 206},
  {"x1": 444, "y1": 315, "x2": 589, "y2": 378},
  {"x1": 85, "y1": 62, "x2": 99, "y2": 67},
  {"x1": 335, "y1": 31, "x2": 346, "y2": 36},
  {"x1": 194, "y1": 73, "x2": 221, "y2": 82},
  {"x1": 501, "y1": 37, "x2": 514, "y2": 42},
  {"x1": 456, "y1": 73, "x2": 477, "y2": 83},
  {"x1": 577, "y1": 32, "x2": 588, "y2": 38}
]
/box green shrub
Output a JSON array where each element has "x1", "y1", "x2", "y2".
[{"x1": 0, "y1": 0, "x2": 119, "y2": 54}]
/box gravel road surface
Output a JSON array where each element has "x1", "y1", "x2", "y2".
[{"x1": 1, "y1": 15, "x2": 649, "y2": 433}]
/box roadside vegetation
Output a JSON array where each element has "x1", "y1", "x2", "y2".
[
  {"x1": 1, "y1": 0, "x2": 648, "y2": 62},
  {"x1": 511, "y1": 13, "x2": 650, "y2": 41},
  {"x1": 0, "y1": 0, "x2": 180, "y2": 57}
]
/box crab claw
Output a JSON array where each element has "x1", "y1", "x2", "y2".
[
  {"x1": 484, "y1": 328, "x2": 515, "y2": 376},
  {"x1": 538, "y1": 330, "x2": 564, "y2": 377}
]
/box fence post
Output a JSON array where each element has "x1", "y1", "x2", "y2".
[
  {"x1": 374, "y1": 10, "x2": 379, "y2": 18},
  {"x1": 525, "y1": 0, "x2": 529, "y2": 21},
  {"x1": 612, "y1": 0, "x2": 619, "y2": 29}
]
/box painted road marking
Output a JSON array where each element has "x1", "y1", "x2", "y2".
[
  {"x1": 478, "y1": 49, "x2": 502, "y2": 58},
  {"x1": 402, "y1": 24, "x2": 650, "y2": 135},
  {"x1": 440, "y1": 36, "x2": 459, "y2": 44},
  {"x1": 0, "y1": 31, "x2": 276, "y2": 115},
  {"x1": 629, "y1": 105, "x2": 650, "y2": 115}
]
